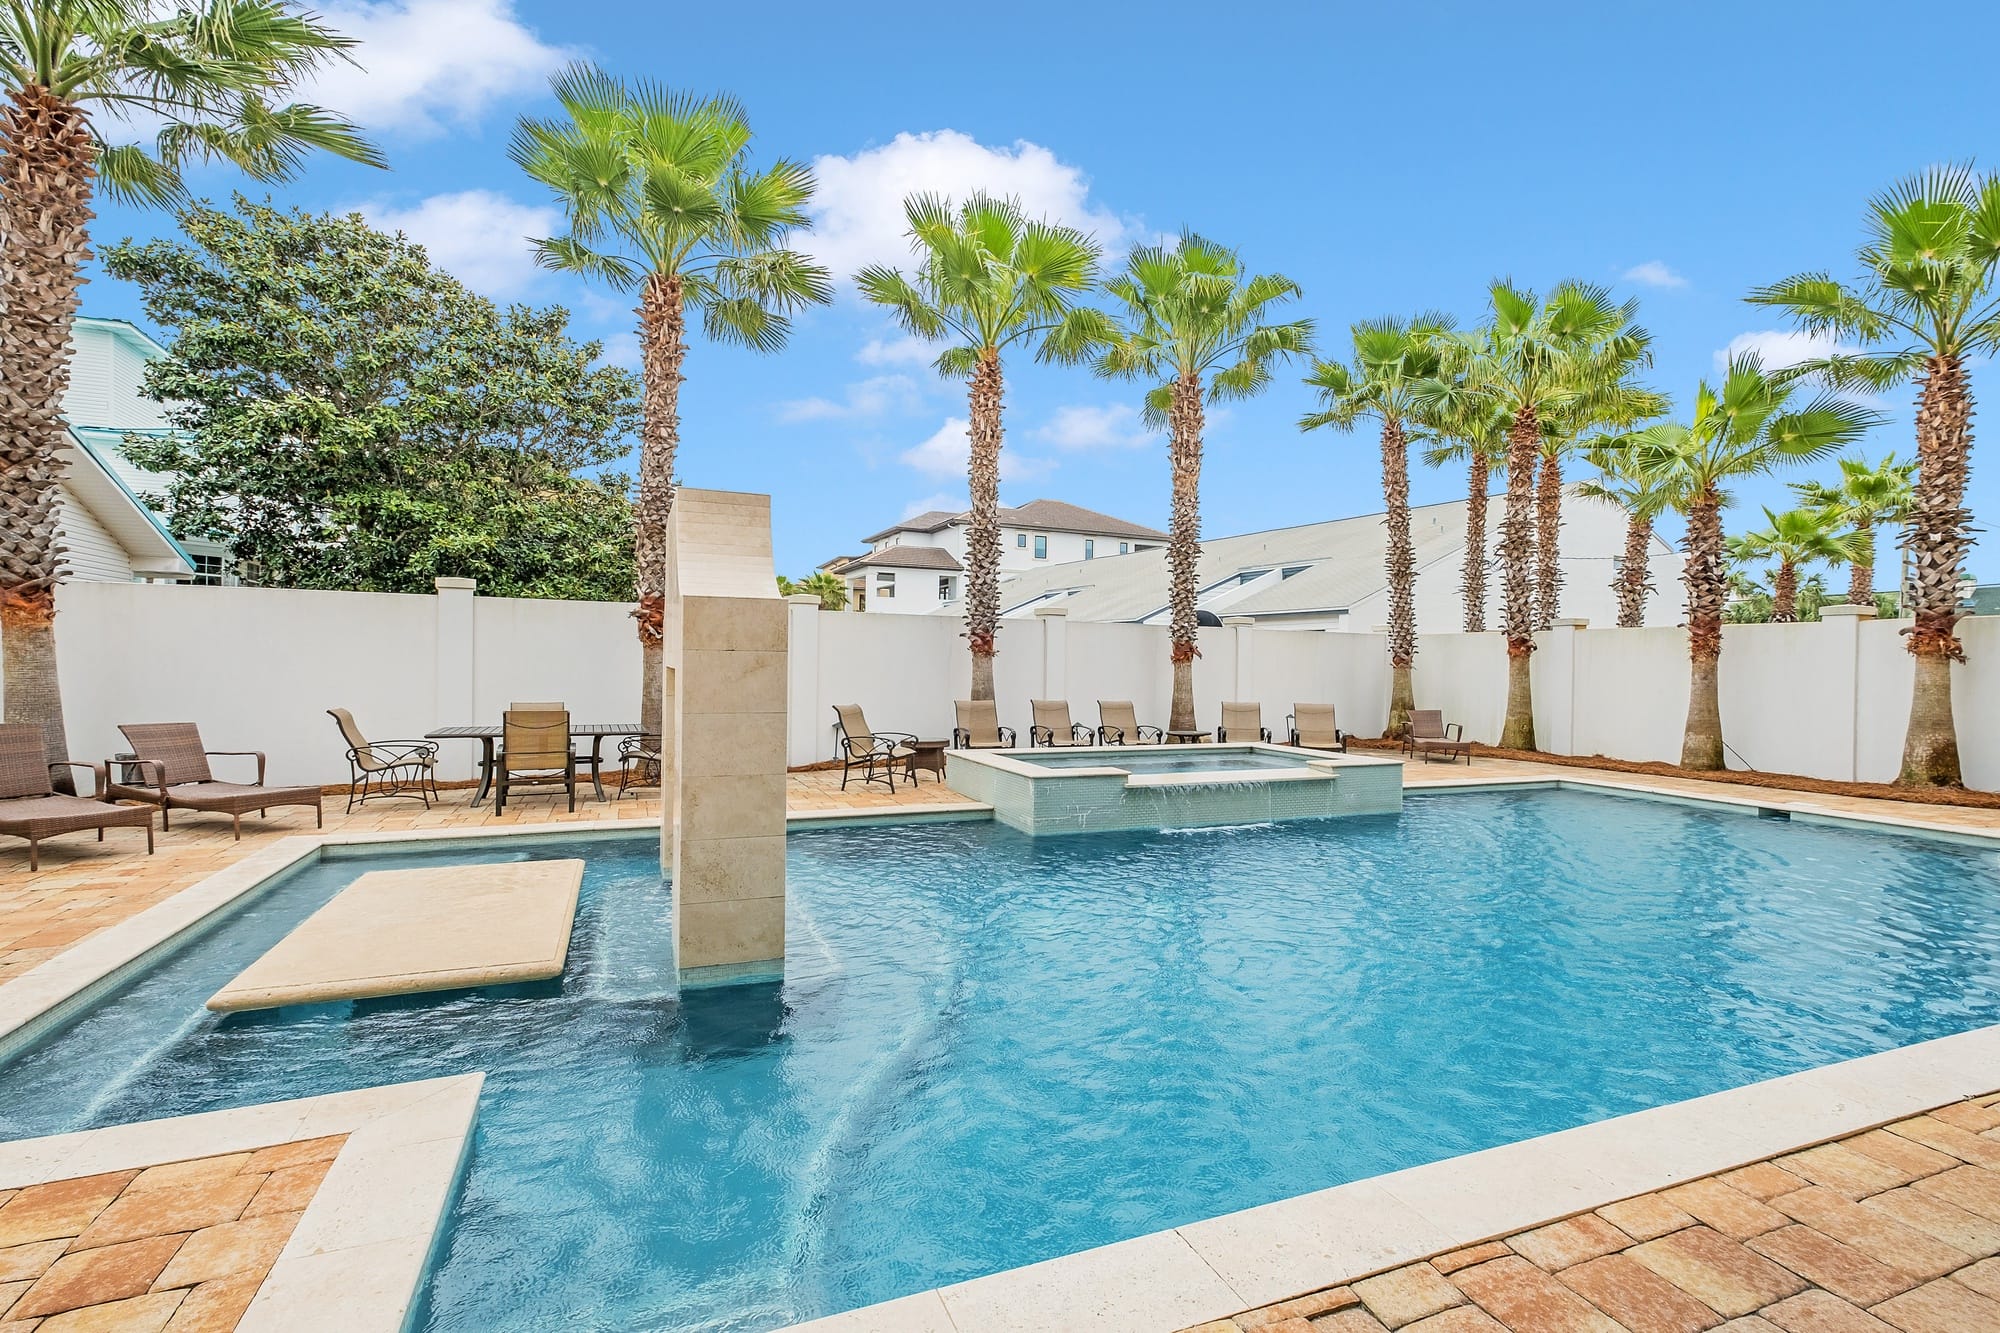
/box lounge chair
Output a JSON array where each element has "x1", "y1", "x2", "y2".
[
  {"x1": 1217, "y1": 702, "x2": 1271, "y2": 743},
  {"x1": 0, "y1": 724, "x2": 154, "y2": 870},
  {"x1": 327, "y1": 709, "x2": 439, "y2": 812},
  {"x1": 1287, "y1": 704, "x2": 1348, "y2": 753},
  {"x1": 109, "y1": 722, "x2": 322, "y2": 839},
  {"x1": 1030, "y1": 700, "x2": 1094, "y2": 747},
  {"x1": 1402, "y1": 710, "x2": 1471, "y2": 764},
  {"x1": 953, "y1": 700, "x2": 1017, "y2": 750},
  {"x1": 833, "y1": 704, "x2": 916, "y2": 791},
  {"x1": 495, "y1": 707, "x2": 576, "y2": 814},
  {"x1": 616, "y1": 735, "x2": 662, "y2": 798},
  {"x1": 1097, "y1": 701, "x2": 1163, "y2": 745}
]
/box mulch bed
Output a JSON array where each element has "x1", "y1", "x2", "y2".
[{"x1": 1347, "y1": 737, "x2": 2000, "y2": 810}]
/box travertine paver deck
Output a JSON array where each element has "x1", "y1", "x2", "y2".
[
  {"x1": 0, "y1": 1135, "x2": 346, "y2": 1331},
  {"x1": 1186, "y1": 1092, "x2": 2000, "y2": 1333}
]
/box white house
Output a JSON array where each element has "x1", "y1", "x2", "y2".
[
  {"x1": 50, "y1": 429, "x2": 192, "y2": 583},
  {"x1": 61, "y1": 316, "x2": 234, "y2": 584},
  {"x1": 825, "y1": 498, "x2": 1168, "y2": 614},
  {"x1": 933, "y1": 490, "x2": 1687, "y2": 633}
]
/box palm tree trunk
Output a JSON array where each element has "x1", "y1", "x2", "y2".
[
  {"x1": 1615, "y1": 513, "x2": 1652, "y2": 628},
  {"x1": 1770, "y1": 561, "x2": 1799, "y2": 623},
  {"x1": 1534, "y1": 447, "x2": 1563, "y2": 630},
  {"x1": 1899, "y1": 354, "x2": 1973, "y2": 786},
  {"x1": 1680, "y1": 485, "x2": 1726, "y2": 770},
  {"x1": 0, "y1": 86, "x2": 95, "y2": 777},
  {"x1": 1166, "y1": 373, "x2": 1204, "y2": 734},
  {"x1": 1498, "y1": 408, "x2": 1539, "y2": 750},
  {"x1": 633, "y1": 273, "x2": 685, "y2": 739},
  {"x1": 1847, "y1": 522, "x2": 1875, "y2": 606},
  {"x1": 964, "y1": 348, "x2": 1004, "y2": 702},
  {"x1": 1462, "y1": 451, "x2": 1488, "y2": 633},
  {"x1": 1381, "y1": 417, "x2": 1416, "y2": 736}
]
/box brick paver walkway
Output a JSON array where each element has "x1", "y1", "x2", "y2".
[
  {"x1": 0, "y1": 1135, "x2": 344, "y2": 1331},
  {"x1": 1191, "y1": 1094, "x2": 2000, "y2": 1333}
]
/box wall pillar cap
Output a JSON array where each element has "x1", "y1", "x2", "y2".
[
  {"x1": 1034, "y1": 606, "x2": 1068, "y2": 618},
  {"x1": 1819, "y1": 603, "x2": 1877, "y2": 619},
  {"x1": 1551, "y1": 618, "x2": 1589, "y2": 629},
  {"x1": 433, "y1": 577, "x2": 476, "y2": 592},
  {"x1": 784, "y1": 593, "x2": 823, "y2": 606},
  {"x1": 1221, "y1": 616, "x2": 1255, "y2": 627},
  {"x1": 1369, "y1": 624, "x2": 1391, "y2": 634}
]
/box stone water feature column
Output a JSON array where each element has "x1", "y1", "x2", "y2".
[{"x1": 661, "y1": 489, "x2": 787, "y2": 988}]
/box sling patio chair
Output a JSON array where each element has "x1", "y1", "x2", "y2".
[
  {"x1": 1216, "y1": 702, "x2": 1272, "y2": 743},
  {"x1": 616, "y1": 735, "x2": 662, "y2": 798},
  {"x1": 952, "y1": 700, "x2": 1017, "y2": 750},
  {"x1": 1287, "y1": 704, "x2": 1348, "y2": 753},
  {"x1": 1029, "y1": 700, "x2": 1094, "y2": 748},
  {"x1": 327, "y1": 709, "x2": 440, "y2": 812},
  {"x1": 0, "y1": 723, "x2": 155, "y2": 870},
  {"x1": 109, "y1": 722, "x2": 322, "y2": 839},
  {"x1": 832, "y1": 704, "x2": 916, "y2": 792},
  {"x1": 1096, "y1": 700, "x2": 1163, "y2": 746},
  {"x1": 1402, "y1": 709, "x2": 1471, "y2": 764},
  {"x1": 495, "y1": 707, "x2": 576, "y2": 814}
]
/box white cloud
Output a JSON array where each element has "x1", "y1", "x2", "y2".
[
  {"x1": 1622, "y1": 260, "x2": 1687, "y2": 290},
  {"x1": 777, "y1": 375, "x2": 922, "y2": 423},
  {"x1": 360, "y1": 190, "x2": 557, "y2": 297},
  {"x1": 598, "y1": 331, "x2": 640, "y2": 371},
  {"x1": 902, "y1": 491, "x2": 963, "y2": 519},
  {"x1": 1035, "y1": 403, "x2": 1156, "y2": 451},
  {"x1": 1715, "y1": 329, "x2": 1854, "y2": 374},
  {"x1": 857, "y1": 335, "x2": 936, "y2": 368},
  {"x1": 307, "y1": 0, "x2": 570, "y2": 134},
  {"x1": 805, "y1": 130, "x2": 1133, "y2": 282},
  {"x1": 900, "y1": 416, "x2": 1057, "y2": 481}
]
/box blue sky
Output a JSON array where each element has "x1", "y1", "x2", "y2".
[{"x1": 79, "y1": 0, "x2": 2000, "y2": 580}]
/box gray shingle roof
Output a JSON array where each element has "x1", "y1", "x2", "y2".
[
  {"x1": 861, "y1": 498, "x2": 1166, "y2": 545},
  {"x1": 833, "y1": 546, "x2": 964, "y2": 573}
]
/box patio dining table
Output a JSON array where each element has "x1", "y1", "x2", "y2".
[{"x1": 425, "y1": 722, "x2": 644, "y2": 805}]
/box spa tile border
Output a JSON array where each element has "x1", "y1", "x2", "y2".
[
  {"x1": 0, "y1": 1073, "x2": 482, "y2": 1333},
  {"x1": 783, "y1": 1023, "x2": 2000, "y2": 1332}
]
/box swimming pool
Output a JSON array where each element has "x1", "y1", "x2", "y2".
[{"x1": 4, "y1": 789, "x2": 1999, "y2": 1330}]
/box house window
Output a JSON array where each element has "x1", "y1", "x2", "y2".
[
  {"x1": 1118, "y1": 542, "x2": 1130, "y2": 554},
  {"x1": 1084, "y1": 539, "x2": 1095, "y2": 560},
  {"x1": 188, "y1": 553, "x2": 233, "y2": 587},
  {"x1": 938, "y1": 576, "x2": 954, "y2": 601},
  {"x1": 1016, "y1": 533, "x2": 1026, "y2": 548},
  {"x1": 877, "y1": 572, "x2": 895, "y2": 600},
  {"x1": 1033, "y1": 535, "x2": 1048, "y2": 559}
]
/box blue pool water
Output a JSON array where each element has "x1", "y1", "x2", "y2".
[
  {"x1": 4, "y1": 790, "x2": 2000, "y2": 1330},
  {"x1": 1019, "y1": 747, "x2": 1315, "y2": 774}
]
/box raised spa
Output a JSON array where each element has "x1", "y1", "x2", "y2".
[{"x1": 944, "y1": 741, "x2": 1403, "y2": 834}]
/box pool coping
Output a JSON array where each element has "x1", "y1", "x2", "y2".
[
  {"x1": 946, "y1": 741, "x2": 1402, "y2": 786},
  {"x1": 0, "y1": 1072, "x2": 483, "y2": 1333}
]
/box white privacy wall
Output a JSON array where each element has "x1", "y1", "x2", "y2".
[{"x1": 3, "y1": 581, "x2": 1998, "y2": 790}]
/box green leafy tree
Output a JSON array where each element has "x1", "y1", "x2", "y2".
[
  {"x1": 1792, "y1": 453, "x2": 1916, "y2": 607},
  {"x1": 1577, "y1": 432, "x2": 1690, "y2": 627},
  {"x1": 1049, "y1": 234, "x2": 1313, "y2": 733},
  {"x1": 857, "y1": 194, "x2": 1100, "y2": 701},
  {"x1": 0, "y1": 0, "x2": 380, "y2": 767},
  {"x1": 1640, "y1": 355, "x2": 1878, "y2": 769},
  {"x1": 1726, "y1": 507, "x2": 1859, "y2": 623},
  {"x1": 1749, "y1": 165, "x2": 2000, "y2": 786},
  {"x1": 1302, "y1": 314, "x2": 1454, "y2": 735},
  {"x1": 512, "y1": 63, "x2": 832, "y2": 736},
  {"x1": 104, "y1": 200, "x2": 640, "y2": 598}
]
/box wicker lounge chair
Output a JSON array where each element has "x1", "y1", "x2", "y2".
[
  {"x1": 109, "y1": 722, "x2": 322, "y2": 839},
  {"x1": 327, "y1": 709, "x2": 439, "y2": 812},
  {"x1": 1097, "y1": 700, "x2": 1163, "y2": 745},
  {"x1": 1402, "y1": 709, "x2": 1471, "y2": 764},
  {"x1": 832, "y1": 705, "x2": 916, "y2": 791},
  {"x1": 1287, "y1": 704, "x2": 1348, "y2": 753},
  {"x1": 1217, "y1": 702, "x2": 1271, "y2": 743},
  {"x1": 1030, "y1": 700, "x2": 1094, "y2": 747},
  {"x1": 495, "y1": 707, "x2": 575, "y2": 814},
  {"x1": 952, "y1": 700, "x2": 1017, "y2": 750},
  {"x1": 0, "y1": 724, "x2": 154, "y2": 870}
]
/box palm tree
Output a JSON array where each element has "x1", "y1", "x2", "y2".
[
  {"x1": 512, "y1": 64, "x2": 832, "y2": 737},
  {"x1": 856, "y1": 194, "x2": 1100, "y2": 701},
  {"x1": 1792, "y1": 453, "x2": 1915, "y2": 607},
  {"x1": 1049, "y1": 234, "x2": 1313, "y2": 732},
  {"x1": 777, "y1": 571, "x2": 848, "y2": 610},
  {"x1": 1643, "y1": 355, "x2": 1878, "y2": 769},
  {"x1": 1425, "y1": 281, "x2": 1651, "y2": 750},
  {"x1": 1576, "y1": 434, "x2": 1687, "y2": 627},
  {"x1": 1417, "y1": 396, "x2": 1511, "y2": 632},
  {"x1": 1749, "y1": 166, "x2": 2000, "y2": 786},
  {"x1": 0, "y1": 0, "x2": 379, "y2": 770},
  {"x1": 1301, "y1": 314, "x2": 1453, "y2": 736},
  {"x1": 1536, "y1": 374, "x2": 1666, "y2": 628},
  {"x1": 1727, "y1": 508, "x2": 1859, "y2": 623}
]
